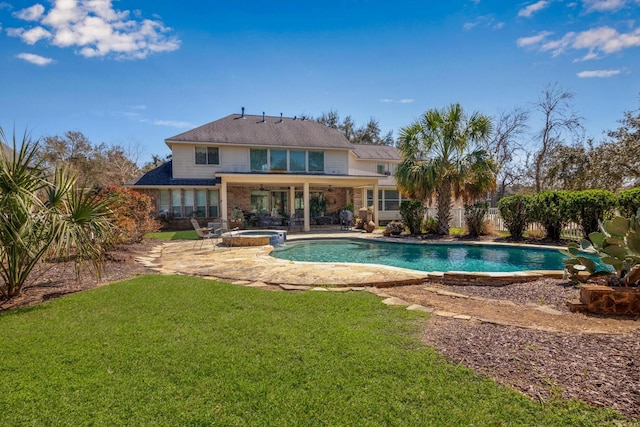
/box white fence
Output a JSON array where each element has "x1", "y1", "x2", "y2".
[{"x1": 424, "y1": 207, "x2": 583, "y2": 239}]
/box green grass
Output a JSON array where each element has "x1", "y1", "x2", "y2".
[
  {"x1": 0, "y1": 276, "x2": 631, "y2": 426},
  {"x1": 145, "y1": 230, "x2": 197, "y2": 240}
]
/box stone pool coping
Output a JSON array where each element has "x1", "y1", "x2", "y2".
[{"x1": 136, "y1": 232, "x2": 565, "y2": 287}]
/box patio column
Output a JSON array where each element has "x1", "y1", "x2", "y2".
[
  {"x1": 220, "y1": 180, "x2": 228, "y2": 222},
  {"x1": 303, "y1": 181, "x2": 310, "y2": 232},
  {"x1": 373, "y1": 182, "x2": 379, "y2": 227},
  {"x1": 289, "y1": 186, "x2": 295, "y2": 216}
]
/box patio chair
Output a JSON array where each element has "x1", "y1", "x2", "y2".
[
  {"x1": 190, "y1": 218, "x2": 219, "y2": 249},
  {"x1": 209, "y1": 218, "x2": 242, "y2": 248},
  {"x1": 258, "y1": 213, "x2": 274, "y2": 228},
  {"x1": 287, "y1": 213, "x2": 303, "y2": 232}
]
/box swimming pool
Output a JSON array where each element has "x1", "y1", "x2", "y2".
[{"x1": 272, "y1": 239, "x2": 566, "y2": 273}]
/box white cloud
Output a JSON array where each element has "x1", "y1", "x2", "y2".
[
  {"x1": 379, "y1": 98, "x2": 414, "y2": 104},
  {"x1": 518, "y1": 1, "x2": 550, "y2": 17},
  {"x1": 16, "y1": 52, "x2": 54, "y2": 65},
  {"x1": 8, "y1": 0, "x2": 180, "y2": 60},
  {"x1": 19, "y1": 26, "x2": 51, "y2": 44},
  {"x1": 144, "y1": 119, "x2": 192, "y2": 128},
  {"x1": 582, "y1": 0, "x2": 632, "y2": 12},
  {"x1": 518, "y1": 26, "x2": 640, "y2": 59},
  {"x1": 13, "y1": 3, "x2": 44, "y2": 21},
  {"x1": 463, "y1": 14, "x2": 504, "y2": 31},
  {"x1": 516, "y1": 31, "x2": 553, "y2": 47},
  {"x1": 463, "y1": 22, "x2": 477, "y2": 30},
  {"x1": 577, "y1": 69, "x2": 621, "y2": 77}
]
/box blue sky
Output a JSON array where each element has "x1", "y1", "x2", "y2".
[{"x1": 1, "y1": 0, "x2": 639, "y2": 163}]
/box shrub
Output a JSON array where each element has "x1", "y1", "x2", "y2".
[
  {"x1": 96, "y1": 186, "x2": 160, "y2": 245},
  {"x1": 497, "y1": 194, "x2": 531, "y2": 240},
  {"x1": 399, "y1": 200, "x2": 425, "y2": 235},
  {"x1": 618, "y1": 187, "x2": 640, "y2": 218},
  {"x1": 565, "y1": 189, "x2": 617, "y2": 238},
  {"x1": 464, "y1": 201, "x2": 488, "y2": 237},
  {"x1": 530, "y1": 191, "x2": 570, "y2": 241},
  {"x1": 422, "y1": 217, "x2": 438, "y2": 234}
]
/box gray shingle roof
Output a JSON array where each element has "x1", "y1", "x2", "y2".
[
  {"x1": 166, "y1": 114, "x2": 353, "y2": 149},
  {"x1": 1, "y1": 143, "x2": 14, "y2": 159},
  {"x1": 130, "y1": 161, "x2": 221, "y2": 187},
  {"x1": 351, "y1": 144, "x2": 400, "y2": 160}
]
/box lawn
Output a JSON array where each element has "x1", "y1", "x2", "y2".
[
  {"x1": 145, "y1": 229, "x2": 197, "y2": 240},
  {"x1": 0, "y1": 276, "x2": 629, "y2": 426}
]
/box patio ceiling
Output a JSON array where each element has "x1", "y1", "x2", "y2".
[{"x1": 215, "y1": 173, "x2": 380, "y2": 187}]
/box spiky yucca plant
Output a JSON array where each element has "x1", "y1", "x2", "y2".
[{"x1": 0, "y1": 129, "x2": 115, "y2": 299}]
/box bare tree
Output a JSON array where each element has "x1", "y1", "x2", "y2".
[
  {"x1": 99, "y1": 144, "x2": 143, "y2": 186},
  {"x1": 486, "y1": 108, "x2": 529, "y2": 202},
  {"x1": 530, "y1": 83, "x2": 583, "y2": 192}
]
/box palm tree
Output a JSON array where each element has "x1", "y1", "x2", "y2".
[
  {"x1": 0, "y1": 129, "x2": 115, "y2": 300},
  {"x1": 395, "y1": 103, "x2": 496, "y2": 235}
]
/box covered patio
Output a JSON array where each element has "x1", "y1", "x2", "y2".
[{"x1": 216, "y1": 173, "x2": 381, "y2": 231}]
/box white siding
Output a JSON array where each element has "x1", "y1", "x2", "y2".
[
  {"x1": 172, "y1": 144, "x2": 214, "y2": 179},
  {"x1": 324, "y1": 150, "x2": 349, "y2": 174},
  {"x1": 171, "y1": 144, "x2": 247, "y2": 178},
  {"x1": 349, "y1": 157, "x2": 378, "y2": 174},
  {"x1": 220, "y1": 146, "x2": 249, "y2": 172},
  {"x1": 172, "y1": 144, "x2": 352, "y2": 177}
]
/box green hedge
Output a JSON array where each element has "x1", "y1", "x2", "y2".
[
  {"x1": 618, "y1": 187, "x2": 640, "y2": 218},
  {"x1": 529, "y1": 191, "x2": 571, "y2": 241},
  {"x1": 499, "y1": 189, "x2": 628, "y2": 241},
  {"x1": 497, "y1": 195, "x2": 531, "y2": 240},
  {"x1": 565, "y1": 189, "x2": 617, "y2": 237}
]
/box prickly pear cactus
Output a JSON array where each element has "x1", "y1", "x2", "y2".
[{"x1": 561, "y1": 211, "x2": 640, "y2": 286}]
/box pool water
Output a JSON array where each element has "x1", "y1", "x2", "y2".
[{"x1": 272, "y1": 239, "x2": 567, "y2": 272}]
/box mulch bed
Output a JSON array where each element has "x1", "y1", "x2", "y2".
[
  {"x1": 424, "y1": 318, "x2": 639, "y2": 419},
  {"x1": 422, "y1": 279, "x2": 640, "y2": 420}
]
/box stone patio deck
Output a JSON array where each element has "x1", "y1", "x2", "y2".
[{"x1": 135, "y1": 232, "x2": 563, "y2": 288}]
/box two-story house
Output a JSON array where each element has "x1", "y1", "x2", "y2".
[{"x1": 129, "y1": 110, "x2": 410, "y2": 231}]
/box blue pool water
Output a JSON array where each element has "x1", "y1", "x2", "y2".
[{"x1": 272, "y1": 239, "x2": 567, "y2": 272}]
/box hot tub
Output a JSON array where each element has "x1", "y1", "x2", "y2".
[{"x1": 222, "y1": 229, "x2": 287, "y2": 247}]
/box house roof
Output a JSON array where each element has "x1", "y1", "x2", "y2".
[
  {"x1": 166, "y1": 114, "x2": 354, "y2": 149},
  {"x1": 1, "y1": 143, "x2": 14, "y2": 159},
  {"x1": 351, "y1": 144, "x2": 400, "y2": 160},
  {"x1": 129, "y1": 161, "x2": 221, "y2": 187}
]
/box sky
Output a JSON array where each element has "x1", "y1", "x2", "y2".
[{"x1": 1, "y1": 0, "x2": 639, "y2": 164}]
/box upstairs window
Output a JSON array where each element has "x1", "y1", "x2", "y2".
[
  {"x1": 270, "y1": 149, "x2": 287, "y2": 171},
  {"x1": 308, "y1": 151, "x2": 324, "y2": 172},
  {"x1": 250, "y1": 149, "x2": 268, "y2": 171},
  {"x1": 289, "y1": 150, "x2": 306, "y2": 172},
  {"x1": 195, "y1": 146, "x2": 219, "y2": 165}
]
